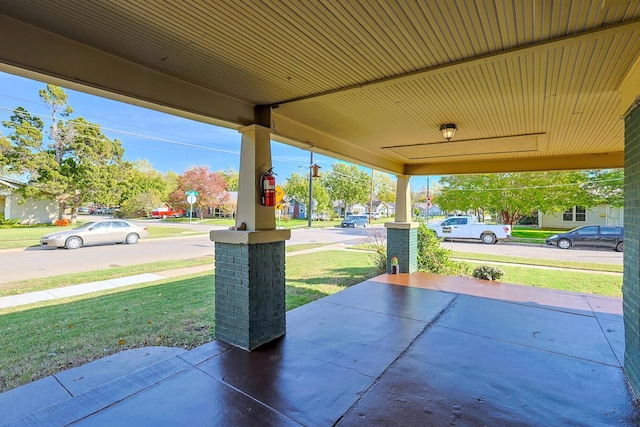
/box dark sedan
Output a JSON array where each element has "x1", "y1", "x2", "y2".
[{"x1": 545, "y1": 225, "x2": 623, "y2": 252}]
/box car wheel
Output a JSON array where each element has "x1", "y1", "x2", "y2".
[
  {"x1": 125, "y1": 233, "x2": 140, "y2": 244},
  {"x1": 65, "y1": 236, "x2": 83, "y2": 249},
  {"x1": 557, "y1": 238, "x2": 571, "y2": 249},
  {"x1": 481, "y1": 233, "x2": 496, "y2": 244},
  {"x1": 616, "y1": 241, "x2": 624, "y2": 252}
]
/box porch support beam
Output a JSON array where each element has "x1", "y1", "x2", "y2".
[
  {"x1": 385, "y1": 175, "x2": 418, "y2": 274},
  {"x1": 210, "y1": 125, "x2": 290, "y2": 351}
]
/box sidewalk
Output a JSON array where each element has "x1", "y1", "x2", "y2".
[{"x1": 0, "y1": 243, "x2": 356, "y2": 310}]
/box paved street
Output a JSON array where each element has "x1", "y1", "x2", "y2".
[{"x1": 0, "y1": 223, "x2": 622, "y2": 285}]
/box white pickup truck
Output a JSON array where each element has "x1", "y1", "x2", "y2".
[{"x1": 427, "y1": 216, "x2": 511, "y2": 244}]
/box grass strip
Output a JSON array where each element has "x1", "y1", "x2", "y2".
[
  {"x1": 454, "y1": 251, "x2": 622, "y2": 273},
  {"x1": 466, "y1": 261, "x2": 622, "y2": 297},
  {"x1": 0, "y1": 257, "x2": 214, "y2": 297},
  {"x1": 286, "y1": 243, "x2": 333, "y2": 252}
]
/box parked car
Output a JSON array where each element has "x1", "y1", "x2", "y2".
[
  {"x1": 40, "y1": 220, "x2": 148, "y2": 249},
  {"x1": 341, "y1": 215, "x2": 369, "y2": 227},
  {"x1": 427, "y1": 215, "x2": 511, "y2": 244},
  {"x1": 545, "y1": 225, "x2": 624, "y2": 252},
  {"x1": 366, "y1": 212, "x2": 381, "y2": 220}
]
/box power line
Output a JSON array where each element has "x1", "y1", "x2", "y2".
[{"x1": 439, "y1": 177, "x2": 623, "y2": 192}]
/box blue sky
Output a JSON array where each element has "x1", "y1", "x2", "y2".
[{"x1": 0, "y1": 71, "x2": 431, "y2": 191}]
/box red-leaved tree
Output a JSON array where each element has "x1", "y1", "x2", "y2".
[{"x1": 169, "y1": 166, "x2": 229, "y2": 218}]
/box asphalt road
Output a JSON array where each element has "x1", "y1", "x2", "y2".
[
  {"x1": 0, "y1": 224, "x2": 374, "y2": 284},
  {"x1": 0, "y1": 223, "x2": 622, "y2": 285}
]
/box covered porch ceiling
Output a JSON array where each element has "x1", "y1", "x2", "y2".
[{"x1": 1, "y1": 1, "x2": 639, "y2": 176}]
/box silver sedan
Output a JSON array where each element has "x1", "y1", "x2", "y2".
[{"x1": 40, "y1": 220, "x2": 148, "y2": 249}]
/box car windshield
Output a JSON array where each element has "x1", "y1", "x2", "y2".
[
  {"x1": 346, "y1": 216, "x2": 358, "y2": 220},
  {"x1": 74, "y1": 222, "x2": 99, "y2": 230}
]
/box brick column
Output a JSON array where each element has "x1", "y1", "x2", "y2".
[
  {"x1": 211, "y1": 230, "x2": 290, "y2": 350},
  {"x1": 624, "y1": 102, "x2": 640, "y2": 394},
  {"x1": 384, "y1": 175, "x2": 418, "y2": 273},
  {"x1": 385, "y1": 223, "x2": 418, "y2": 273},
  {"x1": 209, "y1": 123, "x2": 291, "y2": 350}
]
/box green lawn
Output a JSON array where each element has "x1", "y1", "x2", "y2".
[
  {"x1": 0, "y1": 250, "x2": 378, "y2": 392},
  {"x1": 466, "y1": 261, "x2": 622, "y2": 297},
  {"x1": 453, "y1": 251, "x2": 623, "y2": 273},
  {"x1": 511, "y1": 226, "x2": 569, "y2": 243}
]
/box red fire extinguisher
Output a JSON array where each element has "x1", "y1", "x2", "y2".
[{"x1": 261, "y1": 168, "x2": 276, "y2": 207}]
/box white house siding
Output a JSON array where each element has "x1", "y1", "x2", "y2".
[
  {"x1": 540, "y1": 204, "x2": 623, "y2": 229},
  {"x1": 5, "y1": 193, "x2": 58, "y2": 224}
]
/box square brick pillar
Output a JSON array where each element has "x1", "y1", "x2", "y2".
[
  {"x1": 211, "y1": 230, "x2": 290, "y2": 350},
  {"x1": 385, "y1": 223, "x2": 418, "y2": 273},
  {"x1": 624, "y1": 102, "x2": 640, "y2": 395},
  {"x1": 384, "y1": 175, "x2": 419, "y2": 273}
]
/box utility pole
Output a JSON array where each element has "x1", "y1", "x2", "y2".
[
  {"x1": 308, "y1": 151, "x2": 313, "y2": 227},
  {"x1": 426, "y1": 176, "x2": 430, "y2": 220},
  {"x1": 369, "y1": 169, "x2": 374, "y2": 223}
]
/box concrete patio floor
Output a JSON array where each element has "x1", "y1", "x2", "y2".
[{"x1": 1, "y1": 272, "x2": 638, "y2": 426}]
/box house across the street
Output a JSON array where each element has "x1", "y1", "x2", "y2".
[
  {"x1": 0, "y1": 177, "x2": 58, "y2": 224},
  {"x1": 538, "y1": 204, "x2": 623, "y2": 229}
]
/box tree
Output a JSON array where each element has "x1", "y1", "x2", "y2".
[
  {"x1": 1, "y1": 85, "x2": 126, "y2": 223},
  {"x1": 582, "y1": 169, "x2": 624, "y2": 207},
  {"x1": 435, "y1": 171, "x2": 591, "y2": 226},
  {"x1": 168, "y1": 166, "x2": 228, "y2": 218},
  {"x1": 283, "y1": 172, "x2": 330, "y2": 219},
  {"x1": 219, "y1": 168, "x2": 239, "y2": 191},
  {"x1": 116, "y1": 160, "x2": 167, "y2": 217},
  {"x1": 375, "y1": 173, "x2": 396, "y2": 205},
  {"x1": 321, "y1": 163, "x2": 370, "y2": 217}
]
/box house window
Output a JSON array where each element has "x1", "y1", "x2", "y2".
[{"x1": 562, "y1": 206, "x2": 586, "y2": 222}]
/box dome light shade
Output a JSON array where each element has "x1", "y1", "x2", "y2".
[{"x1": 439, "y1": 124, "x2": 457, "y2": 141}]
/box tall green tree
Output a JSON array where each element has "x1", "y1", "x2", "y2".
[
  {"x1": 321, "y1": 163, "x2": 370, "y2": 217},
  {"x1": 219, "y1": 168, "x2": 239, "y2": 191},
  {"x1": 283, "y1": 172, "x2": 330, "y2": 218},
  {"x1": 435, "y1": 171, "x2": 591, "y2": 226},
  {"x1": 1, "y1": 85, "x2": 126, "y2": 223},
  {"x1": 582, "y1": 169, "x2": 624, "y2": 207},
  {"x1": 374, "y1": 172, "x2": 396, "y2": 206},
  {"x1": 116, "y1": 160, "x2": 167, "y2": 217}
]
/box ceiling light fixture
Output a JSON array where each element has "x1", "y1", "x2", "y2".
[{"x1": 439, "y1": 124, "x2": 457, "y2": 141}]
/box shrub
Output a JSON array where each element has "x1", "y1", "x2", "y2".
[
  {"x1": 472, "y1": 265, "x2": 505, "y2": 281},
  {"x1": 417, "y1": 224, "x2": 470, "y2": 276},
  {"x1": 367, "y1": 227, "x2": 387, "y2": 275},
  {"x1": 0, "y1": 216, "x2": 21, "y2": 227},
  {"x1": 54, "y1": 218, "x2": 70, "y2": 227}
]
